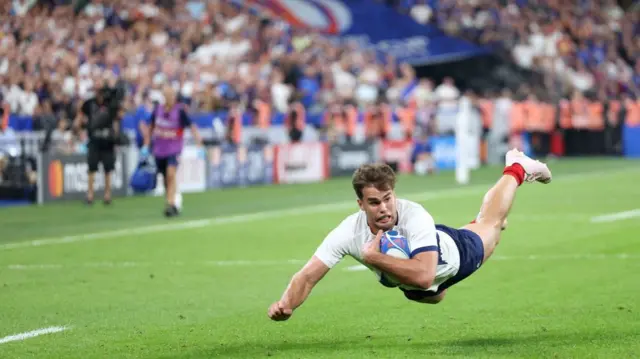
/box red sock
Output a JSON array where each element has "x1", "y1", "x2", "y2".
[{"x1": 503, "y1": 163, "x2": 525, "y2": 186}]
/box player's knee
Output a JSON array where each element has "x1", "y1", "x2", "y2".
[
  {"x1": 403, "y1": 290, "x2": 446, "y2": 304},
  {"x1": 476, "y1": 216, "x2": 503, "y2": 230},
  {"x1": 87, "y1": 162, "x2": 99, "y2": 174},
  {"x1": 418, "y1": 296, "x2": 445, "y2": 304},
  {"x1": 166, "y1": 166, "x2": 177, "y2": 180}
]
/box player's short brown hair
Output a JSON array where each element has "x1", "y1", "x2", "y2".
[{"x1": 352, "y1": 163, "x2": 397, "y2": 200}]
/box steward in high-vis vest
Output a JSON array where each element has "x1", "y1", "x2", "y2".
[{"x1": 142, "y1": 85, "x2": 205, "y2": 217}]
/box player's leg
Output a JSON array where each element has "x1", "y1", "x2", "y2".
[
  {"x1": 463, "y1": 149, "x2": 551, "y2": 263},
  {"x1": 165, "y1": 165, "x2": 177, "y2": 207},
  {"x1": 154, "y1": 156, "x2": 170, "y2": 214},
  {"x1": 101, "y1": 149, "x2": 116, "y2": 205},
  {"x1": 86, "y1": 146, "x2": 100, "y2": 204},
  {"x1": 405, "y1": 150, "x2": 550, "y2": 304},
  {"x1": 163, "y1": 155, "x2": 180, "y2": 217},
  {"x1": 464, "y1": 173, "x2": 518, "y2": 261}
]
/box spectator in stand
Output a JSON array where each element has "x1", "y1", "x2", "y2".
[
  {"x1": 1, "y1": 0, "x2": 413, "y2": 148},
  {"x1": 3, "y1": 0, "x2": 637, "y2": 165},
  {"x1": 393, "y1": 0, "x2": 639, "y2": 99}
]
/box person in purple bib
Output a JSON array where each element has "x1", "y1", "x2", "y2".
[{"x1": 141, "y1": 85, "x2": 204, "y2": 217}]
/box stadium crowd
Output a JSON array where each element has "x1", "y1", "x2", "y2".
[
  {"x1": 0, "y1": 0, "x2": 423, "y2": 122},
  {"x1": 393, "y1": 0, "x2": 640, "y2": 99},
  {"x1": 0, "y1": 0, "x2": 639, "y2": 157}
]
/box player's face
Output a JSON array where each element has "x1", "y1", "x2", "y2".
[{"x1": 358, "y1": 186, "x2": 397, "y2": 232}]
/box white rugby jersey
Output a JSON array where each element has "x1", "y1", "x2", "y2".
[{"x1": 314, "y1": 198, "x2": 460, "y2": 292}]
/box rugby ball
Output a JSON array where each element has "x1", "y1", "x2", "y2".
[{"x1": 378, "y1": 230, "x2": 410, "y2": 287}]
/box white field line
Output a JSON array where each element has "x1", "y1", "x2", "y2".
[
  {"x1": 0, "y1": 167, "x2": 635, "y2": 252},
  {"x1": 0, "y1": 188, "x2": 476, "y2": 251},
  {"x1": 0, "y1": 326, "x2": 69, "y2": 345},
  {"x1": 6, "y1": 260, "x2": 308, "y2": 270},
  {"x1": 6, "y1": 254, "x2": 640, "y2": 271},
  {"x1": 590, "y1": 209, "x2": 640, "y2": 223}
]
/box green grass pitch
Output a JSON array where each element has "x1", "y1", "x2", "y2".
[{"x1": 1, "y1": 158, "x2": 639, "y2": 358}]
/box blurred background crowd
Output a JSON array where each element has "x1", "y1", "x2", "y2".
[
  {"x1": 0, "y1": 0, "x2": 639, "y2": 193},
  {"x1": 2, "y1": 0, "x2": 638, "y2": 130},
  {"x1": 392, "y1": 0, "x2": 640, "y2": 100}
]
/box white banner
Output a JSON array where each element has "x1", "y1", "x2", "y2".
[
  {"x1": 275, "y1": 142, "x2": 328, "y2": 184},
  {"x1": 177, "y1": 145, "x2": 207, "y2": 193}
]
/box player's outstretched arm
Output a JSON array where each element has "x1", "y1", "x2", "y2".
[
  {"x1": 362, "y1": 230, "x2": 437, "y2": 290},
  {"x1": 268, "y1": 256, "x2": 329, "y2": 321}
]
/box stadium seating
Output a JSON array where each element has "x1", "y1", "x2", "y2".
[
  {"x1": 1, "y1": 0, "x2": 638, "y2": 156},
  {"x1": 1, "y1": 0, "x2": 406, "y2": 120},
  {"x1": 390, "y1": 0, "x2": 639, "y2": 98}
]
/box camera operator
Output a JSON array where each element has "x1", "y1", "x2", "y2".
[{"x1": 73, "y1": 83, "x2": 124, "y2": 205}]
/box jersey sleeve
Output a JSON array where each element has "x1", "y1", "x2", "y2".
[
  {"x1": 179, "y1": 109, "x2": 192, "y2": 128},
  {"x1": 404, "y1": 204, "x2": 439, "y2": 257},
  {"x1": 313, "y1": 220, "x2": 351, "y2": 269}
]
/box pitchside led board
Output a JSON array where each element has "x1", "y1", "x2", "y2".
[
  {"x1": 380, "y1": 140, "x2": 414, "y2": 173},
  {"x1": 274, "y1": 142, "x2": 328, "y2": 184},
  {"x1": 624, "y1": 126, "x2": 640, "y2": 157},
  {"x1": 40, "y1": 152, "x2": 128, "y2": 203},
  {"x1": 206, "y1": 144, "x2": 274, "y2": 188},
  {"x1": 329, "y1": 140, "x2": 378, "y2": 177},
  {"x1": 432, "y1": 136, "x2": 457, "y2": 170}
]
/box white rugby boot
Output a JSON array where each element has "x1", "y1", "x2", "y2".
[{"x1": 505, "y1": 149, "x2": 552, "y2": 184}]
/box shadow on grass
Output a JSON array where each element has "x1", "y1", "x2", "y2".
[{"x1": 152, "y1": 328, "x2": 639, "y2": 358}]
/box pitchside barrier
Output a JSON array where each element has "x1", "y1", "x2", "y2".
[
  {"x1": 37, "y1": 150, "x2": 129, "y2": 203},
  {"x1": 23, "y1": 124, "x2": 639, "y2": 204},
  {"x1": 30, "y1": 136, "x2": 445, "y2": 203}
]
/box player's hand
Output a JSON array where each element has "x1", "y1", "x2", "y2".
[
  {"x1": 140, "y1": 146, "x2": 150, "y2": 158},
  {"x1": 362, "y1": 230, "x2": 383, "y2": 264},
  {"x1": 268, "y1": 301, "x2": 293, "y2": 321}
]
